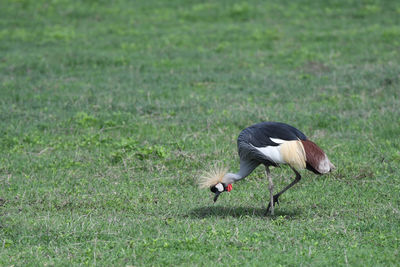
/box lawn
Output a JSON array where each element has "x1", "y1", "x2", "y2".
[{"x1": 1, "y1": 0, "x2": 400, "y2": 265}]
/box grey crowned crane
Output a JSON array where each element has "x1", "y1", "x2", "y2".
[{"x1": 199, "y1": 122, "x2": 335, "y2": 215}]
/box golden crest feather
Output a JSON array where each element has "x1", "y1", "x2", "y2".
[{"x1": 198, "y1": 165, "x2": 228, "y2": 189}]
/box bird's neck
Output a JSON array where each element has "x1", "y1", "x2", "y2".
[
  {"x1": 222, "y1": 160, "x2": 259, "y2": 184},
  {"x1": 223, "y1": 173, "x2": 242, "y2": 184}
]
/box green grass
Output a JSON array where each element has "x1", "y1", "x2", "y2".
[{"x1": 1, "y1": 0, "x2": 400, "y2": 265}]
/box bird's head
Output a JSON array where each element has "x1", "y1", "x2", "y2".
[
  {"x1": 198, "y1": 165, "x2": 232, "y2": 202},
  {"x1": 210, "y1": 182, "x2": 232, "y2": 202}
]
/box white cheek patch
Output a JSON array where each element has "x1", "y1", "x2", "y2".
[{"x1": 215, "y1": 183, "x2": 224, "y2": 192}]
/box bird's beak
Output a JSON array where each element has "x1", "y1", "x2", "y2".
[{"x1": 213, "y1": 191, "x2": 221, "y2": 202}]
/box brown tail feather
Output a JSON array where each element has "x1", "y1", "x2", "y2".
[{"x1": 301, "y1": 140, "x2": 333, "y2": 174}]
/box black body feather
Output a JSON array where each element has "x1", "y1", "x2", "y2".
[
  {"x1": 237, "y1": 122, "x2": 307, "y2": 166},
  {"x1": 238, "y1": 122, "x2": 307, "y2": 147}
]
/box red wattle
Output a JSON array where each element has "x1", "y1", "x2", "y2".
[{"x1": 227, "y1": 184, "x2": 232, "y2": 192}]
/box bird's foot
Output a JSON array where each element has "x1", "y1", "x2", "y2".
[{"x1": 266, "y1": 195, "x2": 280, "y2": 214}]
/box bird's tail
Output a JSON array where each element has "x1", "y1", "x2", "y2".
[
  {"x1": 198, "y1": 164, "x2": 228, "y2": 189},
  {"x1": 301, "y1": 140, "x2": 334, "y2": 174},
  {"x1": 280, "y1": 139, "x2": 334, "y2": 174}
]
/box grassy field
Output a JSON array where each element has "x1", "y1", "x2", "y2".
[{"x1": 1, "y1": 0, "x2": 400, "y2": 265}]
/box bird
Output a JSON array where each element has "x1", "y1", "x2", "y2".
[{"x1": 199, "y1": 121, "x2": 335, "y2": 215}]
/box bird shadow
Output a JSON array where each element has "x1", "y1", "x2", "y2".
[{"x1": 187, "y1": 205, "x2": 300, "y2": 219}]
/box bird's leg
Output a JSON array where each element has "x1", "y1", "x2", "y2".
[
  {"x1": 269, "y1": 166, "x2": 302, "y2": 209},
  {"x1": 265, "y1": 166, "x2": 274, "y2": 215}
]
